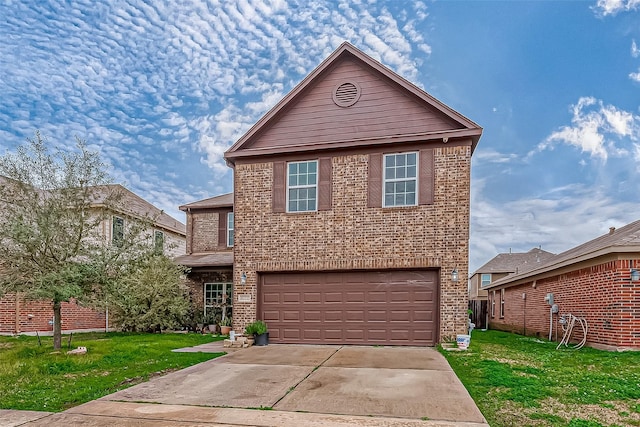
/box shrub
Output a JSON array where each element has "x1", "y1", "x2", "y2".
[{"x1": 245, "y1": 320, "x2": 268, "y2": 335}]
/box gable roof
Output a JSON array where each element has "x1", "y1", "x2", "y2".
[
  {"x1": 473, "y1": 248, "x2": 555, "y2": 276},
  {"x1": 179, "y1": 193, "x2": 233, "y2": 211},
  {"x1": 92, "y1": 185, "x2": 186, "y2": 236},
  {"x1": 225, "y1": 42, "x2": 482, "y2": 163},
  {"x1": 488, "y1": 219, "x2": 640, "y2": 289}
]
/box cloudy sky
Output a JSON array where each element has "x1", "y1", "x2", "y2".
[{"x1": 1, "y1": 0, "x2": 639, "y2": 272}]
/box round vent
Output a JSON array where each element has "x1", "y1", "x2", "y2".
[{"x1": 332, "y1": 81, "x2": 361, "y2": 107}]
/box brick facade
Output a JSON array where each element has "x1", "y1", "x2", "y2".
[
  {"x1": 232, "y1": 146, "x2": 472, "y2": 342},
  {"x1": 489, "y1": 258, "x2": 640, "y2": 350},
  {"x1": 0, "y1": 293, "x2": 106, "y2": 335}
]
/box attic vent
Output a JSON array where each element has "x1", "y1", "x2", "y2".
[{"x1": 333, "y1": 81, "x2": 361, "y2": 107}]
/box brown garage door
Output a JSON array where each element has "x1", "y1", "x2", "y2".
[{"x1": 259, "y1": 270, "x2": 439, "y2": 346}]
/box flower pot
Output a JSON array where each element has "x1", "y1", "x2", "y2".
[
  {"x1": 220, "y1": 325, "x2": 232, "y2": 335},
  {"x1": 254, "y1": 332, "x2": 269, "y2": 346}
]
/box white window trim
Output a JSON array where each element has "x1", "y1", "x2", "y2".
[
  {"x1": 154, "y1": 230, "x2": 164, "y2": 253},
  {"x1": 491, "y1": 291, "x2": 496, "y2": 318},
  {"x1": 227, "y1": 212, "x2": 234, "y2": 247},
  {"x1": 500, "y1": 289, "x2": 505, "y2": 318},
  {"x1": 481, "y1": 273, "x2": 491, "y2": 288},
  {"x1": 382, "y1": 151, "x2": 419, "y2": 208},
  {"x1": 112, "y1": 216, "x2": 124, "y2": 245},
  {"x1": 204, "y1": 282, "x2": 233, "y2": 320},
  {"x1": 286, "y1": 160, "x2": 319, "y2": 213}
]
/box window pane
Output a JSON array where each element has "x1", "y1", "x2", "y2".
[
  {"x1": 385, "y1": 156, "x2": 395, "y2": 167},
  {"x1": 397, "y1": 155, "x2": 406, "y2": 166},
  {"x1": 407, "y1": 165, "x2": 416, "y2": 178},
  {"x1": 407, "y1": 153, "x2": 416, "y2": 165},
  {"x1": 406, "y1": 192, "x2": 415, "y2": 205},
  {"x1": 299, "y1": 162, "x2": 307, "y2": 174},
  {"x1": 308, "y1": 161, "x2": 317, "y2": 173}
]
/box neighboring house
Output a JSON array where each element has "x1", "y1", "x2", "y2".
[
  {"x1": 486, "y1": 221, "x2": 640, "y2": 351},
  {"x1": 468, "y1": 248, "x2": 555, "y2": 329},
  {"x1": 0, "y1": 184, "x2": 186, "y2": 335},
  {"x1": 174, "y1": 194, "x2": 234, "y2": 321},
  {"x1": 469, "y1": 247, "x2": 554, "y2": 300},
  {"x1": 218, "y1": 42, "x2": 482, "y2": 346}
]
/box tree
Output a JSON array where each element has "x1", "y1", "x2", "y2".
[
  {"x1": 0, "y1": 131, "x2": 150, "y2": 349},
  {"x1": 107, "y1": 254, "x2": 190, "y2": 332}
]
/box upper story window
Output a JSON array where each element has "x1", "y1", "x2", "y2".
[
  {"x1": 112, "y1": 216, "x2": 124, "y2": 247},
  {"x1": 227, "y1": 212, "x2": 234, "y2": 247},
  {"x1": 287, "y1": 160, "x2": 318, "y2": 212},
  {"x1": 481, "y1": 273, "x2": 491, "y2": 288},
  {"x1": 383, "y1": 152, "x2": 417, "y2": 207},
  {"x1": 154, "y1": 230, "x2": 164, "y2": 254}
]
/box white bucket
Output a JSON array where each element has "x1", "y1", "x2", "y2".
[{"x1": 456, "y1": 334, "x2": 471, "y2": 350}]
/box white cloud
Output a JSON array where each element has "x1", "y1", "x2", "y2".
[
  {"x1": 474, "y1": 149, "x2": 518, "y2": 164},
  {"x1": 630, "y1": 70, "x2": 640, "y2": 82},
  {"x1": 632, "y1": 40, "x2": 640, "y2": 57},
  {"x1": 532, "y1": 97, "x2": 639, "y2": 160},
  {"x1": 470, "y1": 180, "x2": 639, "y2": 272},
  {"x1": 593, "y1": 0, "x2": 640, "y2": 15}
]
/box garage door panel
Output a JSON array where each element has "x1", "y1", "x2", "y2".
[{"x1": 259, "y1": 270, "x2": 438, "y2": 346}]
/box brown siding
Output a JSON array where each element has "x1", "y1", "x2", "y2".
[
  {"x1": 248, "y1": 59, "x2": 462, "y2": 150},
  {"x1": 218, "y1": 212, "x2": 227, "y2": 247}
]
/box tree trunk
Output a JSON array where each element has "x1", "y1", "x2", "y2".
[{"x1": 53, "y1": 301, "x2": 62, "y2": 350}]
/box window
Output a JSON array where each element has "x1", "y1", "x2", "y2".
[
  {"x1": 112, "y1": 216, "x2": 124, "y2": 247},
  {"x1": 383, "y1": 152, "x2": 417, "y2": 207},
  {"x1": 500, "y1": 289, "x2": 505, "y2": 318},
  {"x1": 227, "y1": 212, "x2": 234, "y2": 247},
  {"x1": 491, "y1": 291, "x2": 496, "y2": 318},
  {"x1": 154, "y1": 230, "x2": 164, "y2": 254},
  {"x1": 204, "y1": 283, "x2": 233, "y2": 321},
  {"x1": 287, "y1": 160, "x2": 317, "y2": 212},
  {"x1": 481, "y1": 274, "x2": 491, "y2": 288}
]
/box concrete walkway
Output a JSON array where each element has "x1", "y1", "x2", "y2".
[{"x1": 8, "y1": 345, "x2": 488, "y2": 427}]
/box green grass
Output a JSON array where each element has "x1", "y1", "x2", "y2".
[
  {"x1": 440, "y1": 330, "x2": 640, "y2": 427},
  {"x1": 0, "y1": 332, "x2": 224, "y2": 412}
]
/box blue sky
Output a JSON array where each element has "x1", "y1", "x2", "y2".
[{"x1": 1, "y1": 0, "x2": 639, "y2": 273}]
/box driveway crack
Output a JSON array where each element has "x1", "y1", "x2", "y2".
[{"x1": 271, "y1": 346, "x2": 342, "y2": 408}]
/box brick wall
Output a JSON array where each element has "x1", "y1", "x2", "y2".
[
  {"x1": 232, "y1": 145, "x2": 472, "y2": 342},
  {"x1": 489, "y1": 258, "x2": 640, "y2": 350},
  {"x1": 190, "y1": 212, "x2": 220, "y2": 253},
  {"x1": 0, "y1": 293, "x2": 106, "y2": 335}
]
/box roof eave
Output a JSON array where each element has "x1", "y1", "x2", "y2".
[{"x1": 487, "y1": 245, "x2": 640, "y2": 289}]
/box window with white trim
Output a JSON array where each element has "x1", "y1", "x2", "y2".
[
  {"x1": 112, "y1": 216, "x2": 124, "y2": 247},
  {"x1": 500, "y1": 289, "x2": 505, "y2": 318},
  {"x1": 481, "y1": 273, "x2": 491, "y2": 288},
  {"x1": 154, "y1": 230, "x2": 164, "y2": 254},
  {"x1": 204, "y1": 282, "x2": 233, "y2": 321},
  {"x1": 383, "y1": 152, "x2": 417, "y2": 207},
  {"x1": 491, "y1": 291, "x2": 496, "y2": 318},
  {"x1": 227, "y1": 212, "x2": 234, "y2": 247},
  {"x1": 287, "y1": 160, "x2": 317, "y2": 212}
]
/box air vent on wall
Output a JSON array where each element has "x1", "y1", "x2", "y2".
[{"x1": 332, "y1": 81, "x2": 361, "y2": 107}]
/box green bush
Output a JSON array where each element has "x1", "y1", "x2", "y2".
[{"x1": 245, "y1": 320, "x2": 268, "y2": 335}]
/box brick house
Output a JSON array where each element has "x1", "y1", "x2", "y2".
[
  {"x1": 0, "y1": 185, "x2": 186, "y2": 335},
  {"x1": 217, "y1": 42, "x2": 482, "y2": 346},
  {"x1": 486, "y1": 221, "x2": 640, "y2": 351},
  {"x1": 175, "y1": 193, "x2": 234, "y2": 322},
  {"x1": 468, "y1": 248, "x2": 554, "y2": 328}
]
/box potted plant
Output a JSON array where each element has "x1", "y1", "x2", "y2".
[
  {"x1": 203, "y1": 311, "x2": 218, "y2": 333},
  {"x1": 245, "y1": 320, "x2": 268, "y2": 346},
  {"x1": 220, "y1": 316, "x2": 232, "y2": 335}
]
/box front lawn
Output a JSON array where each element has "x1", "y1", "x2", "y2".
[
  {"x1": 440, "y1": 330, "x2": 640, "y2": 427},
  {"x1": 0, "y1": 332, "x2": 224, "y2": 412}
]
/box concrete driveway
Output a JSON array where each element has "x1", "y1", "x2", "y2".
[{"x1": 15, "y1": 345, "x2": 488, "y2": 426}]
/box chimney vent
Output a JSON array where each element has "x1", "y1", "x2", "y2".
[{"x1": 609, "y1": 227, "x2": 615, "y2": 235}]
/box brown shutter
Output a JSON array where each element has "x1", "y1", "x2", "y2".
[
  {"x1": 419, "y1": 149, "x2": 434, "y2": 205},
  {"x1": 218, "y1": 212, "x2": 226, "y2": 247},
  {"x1": 272, "y1": 161, "x2": 286, "y2": 213},
  {"x1": 368, "y1": 153, "x2": 382, "y2": 208},
  {"x1": 318, "y1": 157, "x2": 332, "y2": 211}
]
